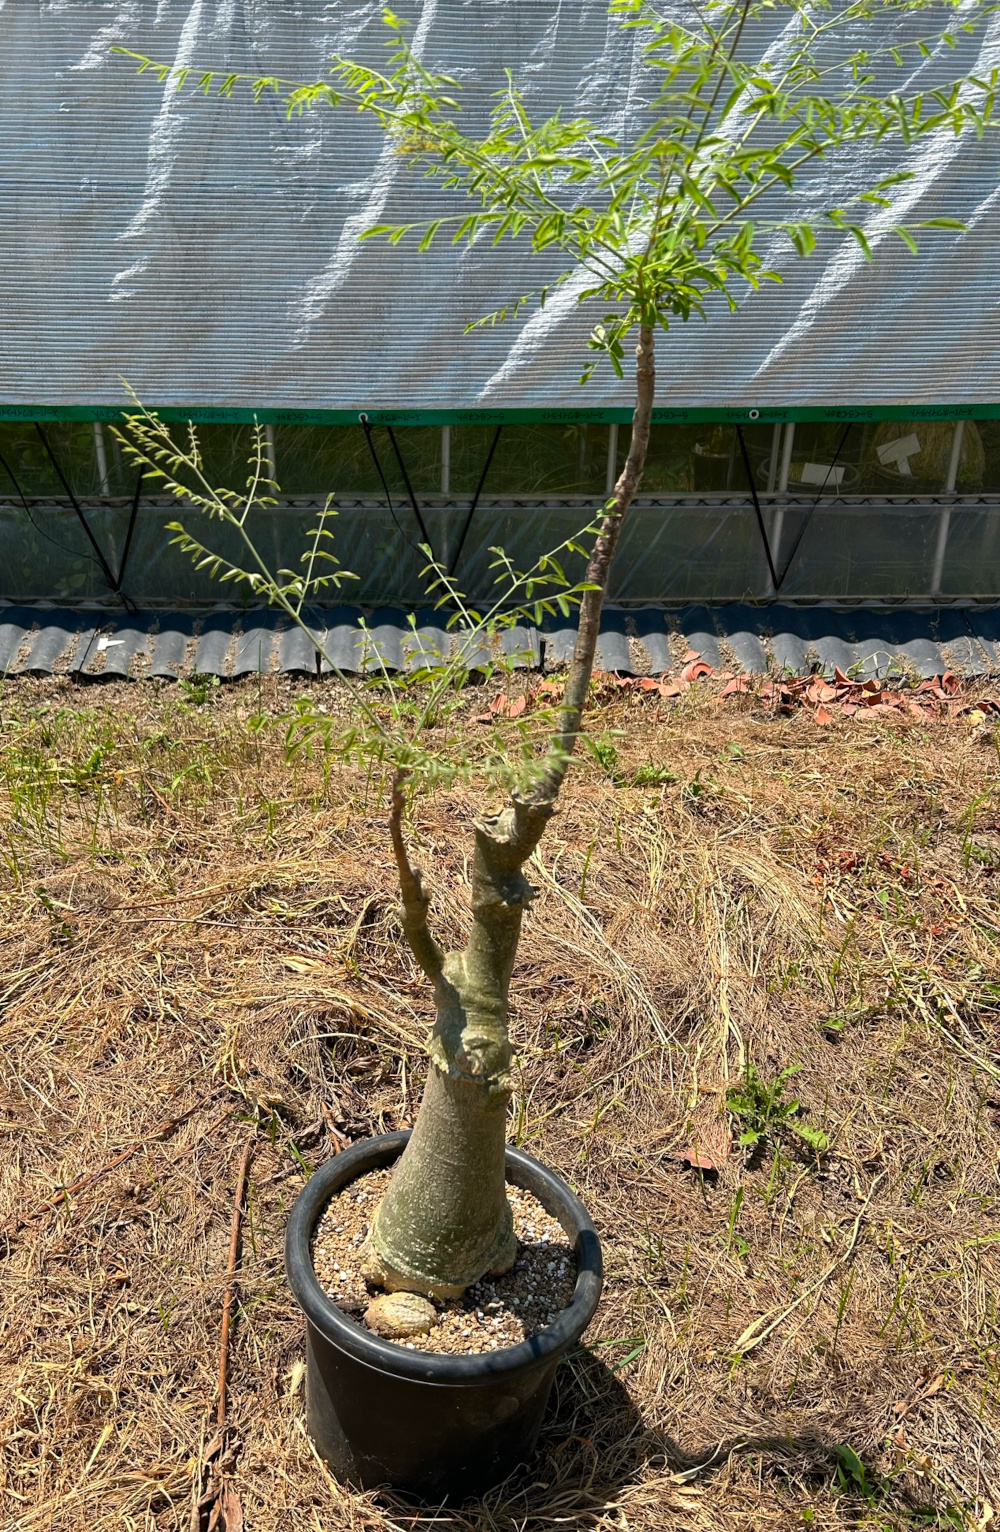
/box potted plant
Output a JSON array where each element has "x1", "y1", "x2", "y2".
[{"x1": 119, "y1": 0, "x2": 996, "y2": 1498}]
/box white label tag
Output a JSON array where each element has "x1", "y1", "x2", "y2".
[
  {"x1": 877, "y1": 433, "x2": 921, "y2": 474},
  {"x1": 800, "y1": 462, "x2": 846, "y2": 487}
]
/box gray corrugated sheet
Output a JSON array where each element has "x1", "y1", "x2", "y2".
[
  {"x1": 2, "y1": 3, "x2": 1000, "y2": 413},
  {"x1": 2, "y1": 605, "x2": 997, "y2": 681}
]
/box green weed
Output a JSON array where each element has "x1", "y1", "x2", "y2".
[
  {"x1": 178, "y1": 670, "x2": 220, "y2": 707},
  {"x1": 726, "y1": 1062, "x2": 830, "y2": 1155}
]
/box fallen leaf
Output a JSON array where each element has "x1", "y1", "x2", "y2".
[
  {"x1": 893, "y1": 1372, "x2": 946, "y2": 1420},
  {"x1": 203, "y1": 1433, "x2": 225, "y2": 1465},
  {"x1": 207, "y1": 1484, "x2": 244, "y2": 1532},
  {"x1": 488, "y1": 694, "x2": 527, "y2": 719},
  {"x1": 680, "y1": 1119, "x2": 731, "y2": 1171}
]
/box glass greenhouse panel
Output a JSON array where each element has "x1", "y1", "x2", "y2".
[{"x1": 1, "y1": 418, "x2": 999, "y2": 604}]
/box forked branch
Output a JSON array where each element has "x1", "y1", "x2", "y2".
[{"x1": 389, "y1": 770, "x2": 445, "y2": 987}]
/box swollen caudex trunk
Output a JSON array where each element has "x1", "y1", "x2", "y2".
[
  {"x1": 360, "y1": 1062, "x2": 515, "y2": 1299},
  {"x1": 361, "y1": 800, "x2": 552, "y2": 1299}
]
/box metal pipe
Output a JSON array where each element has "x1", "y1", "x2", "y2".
[
  {"x1": 944, "y1": 419, "x2": 965, "y2": 494},
  {"x1": 931, "y1": 509, "x2": 952, "y2": 597},
  {"x1": 605, "y1": 423, "x2": 619, "y2": 497},
  {"x1": 766, "y1": 422, "x2": 781, "y2": 493},
  {"x1": 769, "y1": 422, "x2": 795, "y2": 591},
  {"x1": 93, "y1": 421, "x2": 110, "y2": 496},
  {"x1": 778, "y1": 421, "x2": 795, "y2": 493},
  {"x1": 441, "y1": 425, "x2": 451, "y2": 494},
  {"x1": 264, "y1": 424, "x2": 276, "y2": 478},
  {"x1": 932, "y1": 421, "x2": 965, "y2": 596}
]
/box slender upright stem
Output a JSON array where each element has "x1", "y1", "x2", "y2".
[{"x1": 535, "y1": 323, "x2": 656, "y2": 804}]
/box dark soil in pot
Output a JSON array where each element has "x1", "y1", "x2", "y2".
[{"x1": 285, "y1": 1130, "x2": 603, "y2": 1501}]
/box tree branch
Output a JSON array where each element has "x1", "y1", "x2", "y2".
[
  {"x1": 532, "y1": 322, "x2": 656, "y2": 807},
  {"x1": 389, "y1": 770, "x2": 446, "y2": 986}
]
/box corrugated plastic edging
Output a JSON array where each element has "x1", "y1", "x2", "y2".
[{"x1": 1, "y1": 605, "x2": 998, "y2": 683}]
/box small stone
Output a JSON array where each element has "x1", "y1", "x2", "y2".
[{"x1": 365, "y1": 1292, "x2": 438, "y2": 1339}]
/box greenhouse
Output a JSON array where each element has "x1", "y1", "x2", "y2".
[{"x1": 1, "y1": 2, "x2": 999, "y2": 663}]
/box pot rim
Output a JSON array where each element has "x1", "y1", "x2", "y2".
[{"x1": 285, "y1": 1130, "x2": 603, "y2": 1384}]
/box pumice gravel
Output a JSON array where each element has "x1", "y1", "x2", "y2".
[{"x1": 311, "y1": 1168, "x2": 578, "y2": 1355}]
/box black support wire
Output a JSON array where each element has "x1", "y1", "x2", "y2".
[
  {"x1": 34, "y1": 422, "x2": 135, "y2": 610},
  {"x1": 737, "y1": 423, "x2": 853, "y2": 596},
  {"x1": 116, "y1": 469, "x2": 144, "y2": 593},
  {"x1": 774, "y1": 423, "x2": 852, "y2": 591},
  {"x1": 0, "y1": 444, "x2": 100, "y2": 567},
  {"x1": 735, "y1": 425, "x2": 778, "y2": 590},
  {"x1": 385, "y1": 425, "x2": 432, "y2": 549},
  {"x1": 359, "y1": 414, "x2": 432, "y2": 563},
  {"x1": 449, "y1": 424, "x2": 503, "y2": 577}
]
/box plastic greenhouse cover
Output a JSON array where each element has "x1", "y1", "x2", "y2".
[{"x1": 2, "y1": 1, "x2": 1000, "y2": 425}]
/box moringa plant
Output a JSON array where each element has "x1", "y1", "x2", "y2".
[{"x1": 120, "y1": 0, "x2": 999, "y2": 1308}]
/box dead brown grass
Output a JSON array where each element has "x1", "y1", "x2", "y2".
[{"x1": 1, "y1": 672, "x2": 999, "y2": 1532}]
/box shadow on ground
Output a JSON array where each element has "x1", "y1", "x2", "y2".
[{"x1": 373, "y1": 1348, "x2": 951, "y2": 1530}]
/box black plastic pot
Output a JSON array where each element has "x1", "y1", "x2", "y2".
[{"x1": 285, "y1": 1130, "x2": 603, "y2": 1501}]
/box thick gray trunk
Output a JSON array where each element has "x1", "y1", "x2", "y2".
[{"x1": 363, "y1": 327, "x2": 656, "y2": 1298}]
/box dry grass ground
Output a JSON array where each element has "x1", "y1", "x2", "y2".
[{"x1": 1, "y1": 670, "x2": 999, "y2": 1532}]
